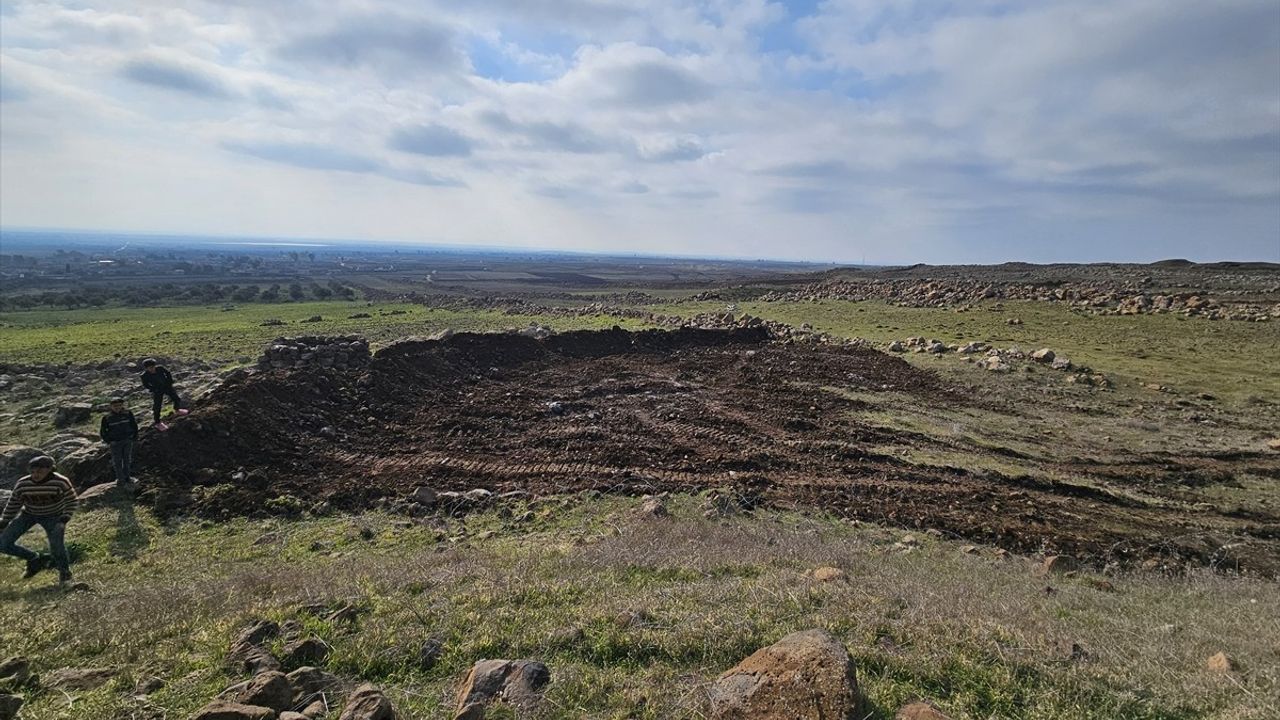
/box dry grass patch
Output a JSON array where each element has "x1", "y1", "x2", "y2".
[{"x1": 0, "y1": 496, "x2": 1276, "y2": 719}]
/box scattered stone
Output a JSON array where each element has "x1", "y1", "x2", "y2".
[
  {"x1": 1064, "y1": 642, "x2": 1090, "y2": 662},
  {"x1": 233, "y1": 619, "x2": 281, "y2": 647},
  {"x1": 191, "y1": 701, "x2": 276, "y2": 720},
  {"x1": 415, "y1": 638, "x2": 445, "y2": 671},
  {"x1": 410, "y1": 486, "x2": 438, "y2": 505},
  {"x1": 638, "y1": 497, "x2": 669, "y2": 518},
  {"x1": 223, "y1": 670, "x2": 293, "y2": 712},
  {"x1": 45, "y1": 666, "x2": 116, "y2": 691},
  {"x1": 454, "y1": 659, "x2": 551, "y2": 718},
  {"x1": 0, "y1": 446, "x2": 43, "y2": 488},
  {"x1": 960, "y1": 545, "x2": 979, "y2": 555},
  {"x1": 135, "y1": 675, "x2": 165, "y2": 695},
  {"x1": 0, "y1": 657, "x2": 31, "y2": 687},
  {"x1": 0, "y1": 693, "x2": 21, "y2": 720},
  {"x1": 257, "y1": 336, "x2": 370, "y2": 371},
  {"x1": 287, "y1": 667, "x2": 344, "y2": 708},
  {"x1": 53, "y1": 403, "x2": 93, "y2": 428},
  {"x1": 339, "y1": 683, "x2": 396, "y2": 720},
  {"x1": 613, "y1": 609, "x2": 651, "y2": 628},
  {"x1": 1267, "y1": 438, "x2": 1280, "y2": 451},
  {"x1": 811, "y1": 566, "x2": 844, "y2": 582},
  {"x1": 709, "y1": 629, "x2": 860, "y2": 719},
  {"x1": 325, "y1": 603, "x2": 364, "y2": 625},
  {"x1": 1037, "y1": 555, "x2": 1077, "y2": 576},
  {"x1": 704, "y1": 492, "x2": 743, "y2": 518},
  {"x1": 282, "y1": 638, "x2": 331, "y2": 669},
  {"x1": 982, "y1": 356, "x2": 1010, "y2": 372},
  {"x1": 281, "y1": 713, "x2": 311, "y2": 720},
  {"x1": 76, "y1": 481, "x2": 122, "y2": 510},
  {"x1": 1086, "y1": 578, "x2": 1116, "y2": 593},
  {"x1": 1030, "y1": 348, "x2": 1055, "y2": 364},
  {"x1": 896, "y1": 701, "x2": 953, "y2": 720},
  {"x1": 228, "y1": 620, "x2": 281, "y2": 674},
  {"x1": 1206, "y1": 652, "x2": 1237, "y2": 673}
]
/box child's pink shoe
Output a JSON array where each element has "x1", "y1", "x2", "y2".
[
  {"x1": 155, "y1": 422, "x2": 170, "y2": 432},
  {"x1": 177, "y1": 409, "x2": 190, "y2": 416}
]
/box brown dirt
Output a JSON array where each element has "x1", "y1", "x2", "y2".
[{"x1": 119, "y1": 327, "x2": 1279, "y2": 575}]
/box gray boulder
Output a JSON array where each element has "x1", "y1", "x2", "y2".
[
  {"x1": 0, "y1": 446, "x2": 42, "y2": 489},
  {"x1": 53, "y1": 403, "x2": 93, "y2": 428}
]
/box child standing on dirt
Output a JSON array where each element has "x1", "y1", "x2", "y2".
[
  {"x1": 0, "y1": 455, "x2": 77, "y2": 583},
  {"x1": 140, "y1": 358, "x2": 187, "y2": 430},
  {"x1": 100, "y1": 398, "x2": 139, "y2": 484}
]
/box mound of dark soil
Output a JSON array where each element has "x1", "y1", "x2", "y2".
[{"x1": 117, "y1": 327, "x2": 1278, "y2": 574}]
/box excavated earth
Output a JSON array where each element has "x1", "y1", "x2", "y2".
[{"x1": 120, "y1": 327, "x2": 1279, "y2": 574}]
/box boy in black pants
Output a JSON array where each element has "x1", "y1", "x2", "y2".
[
  {"x1": 100, "y1": 398, "x2": 139, "y2": 484},
  {"x1": 140, "y1": 358, "x2": 187, "y2": 431},
  {"x1": 0, "y1": 455, "x2": 77, "y2": 583}
]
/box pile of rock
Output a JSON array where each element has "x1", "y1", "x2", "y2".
[
  {"x1": 887, "y1": 337, "x2": 948, "y2": 354},
  {"x1": 754, "y1": 278, "x2": 1275, "y2": 321},
  {"x1": 257, "y1": 337, "x2": 370, "y2": 371},
  {"x1": 681, "y1": 312, "x2": 870, "y2": 348},
  {"x1": 2, "y1": 437, "x2": 104, "y2": 486}
]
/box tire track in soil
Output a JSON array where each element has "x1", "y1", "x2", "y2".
[{"x1": 130, "y1": 327, "x2": 1279, "y2": 575}]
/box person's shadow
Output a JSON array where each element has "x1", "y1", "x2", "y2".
[{"x1": 110, "y1": 488, "x2": 150, "y2": 560}]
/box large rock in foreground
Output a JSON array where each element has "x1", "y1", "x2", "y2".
[
  {"x1": 709, "y1": 629, "x2": 861, "y2": 719},
  {"x1": 454, "y1": 659, "x2": 551, "y2": 718}
]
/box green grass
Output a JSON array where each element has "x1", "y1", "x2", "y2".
[
  {"x1": 0, "y1": 302, "x2": 648, "y2": 365},
  {"x1": 653, "y1": 299, "x2": 1280, "y2": 404},
  {"x1": 2, "y1": 496, "x2": 1276, "y2": 719}
]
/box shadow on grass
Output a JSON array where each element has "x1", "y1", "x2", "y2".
[{"x1": 110, "y1": 502, "x2": 150, "y2": 560}]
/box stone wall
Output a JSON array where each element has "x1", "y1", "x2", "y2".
[{"x1": 257, "y1": 336, "x2": 371, "y2": 370}]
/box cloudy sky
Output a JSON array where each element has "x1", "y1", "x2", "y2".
[{"x1": 1, "y1": 1, "x2": 1278, "y2": 263}]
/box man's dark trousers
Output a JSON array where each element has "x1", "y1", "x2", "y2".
[
  {"x1": 151, "y1": 388, "x2": 182, "y2": 423},
  {"x1": 109, "y1": 439, "x2": 133, "y2": 483},
  {"x1": 0, "y1": 513, "x2": 69, "y2": 573}
]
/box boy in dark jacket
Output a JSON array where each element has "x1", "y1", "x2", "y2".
[
  {"x1": 140, "y1": 358, "x2": 187, "y2": 430},
  {"x1": 100, "y1": 398, "x2": 139, "y2": 484},
  {"x1": 0, "y1": 455, "x2": 77, "y2": 583}
]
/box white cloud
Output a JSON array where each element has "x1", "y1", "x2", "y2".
[{"x1": 1, "y1": 0, "x2": 1276, "y2": 262}]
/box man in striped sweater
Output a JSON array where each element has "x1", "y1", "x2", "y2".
[{"x1": 0, "y1": 455, "x2": 77, "y2": 583}]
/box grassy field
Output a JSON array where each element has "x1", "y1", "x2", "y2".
[
  {"x1": 2, "y1": 296, "x2": 1277, "y2": 719},
  {"x1": 2, "y1": 495, "x2": 1276, "y2": 720},
  {"x1": 656, "y1": 299, "x2": 1280, "y2": 404},
  {"x1": 0, "y1": 302, "x2": 647, "y2": 365}
]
